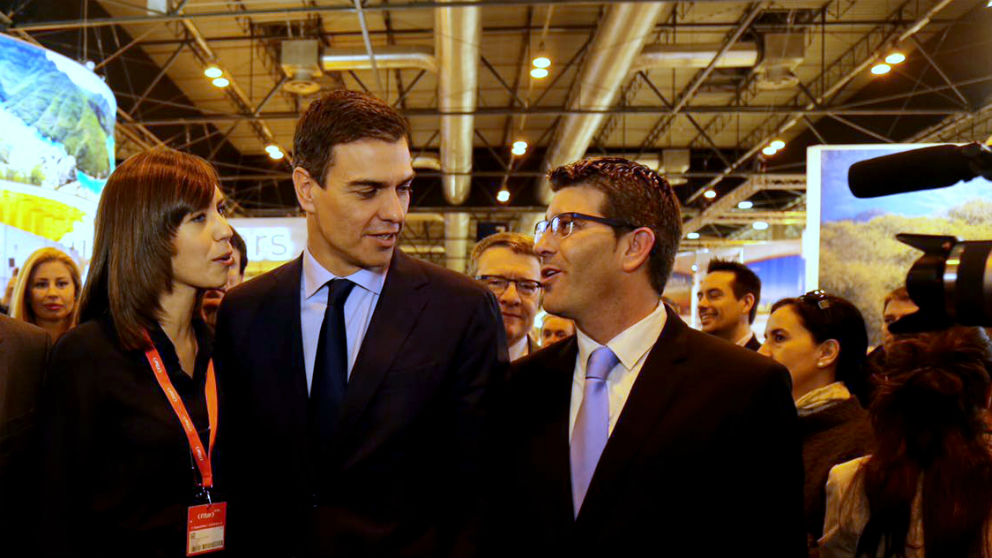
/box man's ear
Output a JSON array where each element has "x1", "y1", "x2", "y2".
[
  {"x1": 740, "y1": 292, "x2": 756, "y2": 316},
  {"x1": 620, "y1": 227, "x2": 656, "y2": 273},
  {"x1": 817, "y1": 339, "x2": 841, "y2": 369},
  {"x1": 293, "y1": 167, "x2": 318, "y2": 214}
]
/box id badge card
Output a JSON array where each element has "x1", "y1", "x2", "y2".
[{"x1": 187, "y1": 502, "x2": 226, "y2": 556}]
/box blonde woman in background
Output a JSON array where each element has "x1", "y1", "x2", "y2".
[{"x1": 10, "y1": 247, "x2": 81, "y2": 340}]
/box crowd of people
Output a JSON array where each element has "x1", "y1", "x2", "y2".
[{"x1": 0, "y1": 89, "x2": 990, "y2": 557}]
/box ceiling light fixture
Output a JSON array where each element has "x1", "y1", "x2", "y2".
[
  {"x1": 770, "y1": 139, "x2": 785, "y2": 150},
  {"x1": 752, "y1": 221, "x2": 769, "y2": 230},
  {"x1": 204, "y1": 66, "x2": 223, "y2": 79},
  {"x1": 686, "y1": 232, "x2": 700, "y2": 240},
  {"x1": 703, "y1": 190, "x2": 717, "y2": 199},
  {"x1": 268, "y1": 149, "x2": 284, "y2": 160},
  {"x1": 532, "y1": 56, "x2": 551, "y2": 69},
  {"x1": 496, "y1": 188, "x2": 510, "y2": 203},
  {"x1": 885, "y1": 52, "x2": 906, "y2": 65},
  {"x1": 212, "y1": 77, "x2": 230, "y2": 88},
  {"x1": 871, "y1": 63, "x2": 891, "y2": 75},
  {"x1": 737, "y1": 200, "x2": 754, "y2": 210},
  {"x1": 511, "y1": 140, "x2": 528, "y2": 156},
  {"x1": 761, "y1": 146, "x2": 778, "y2": 156},
  {"x1": 530, "y1": 68, "x2": 549, "y2": 79}
]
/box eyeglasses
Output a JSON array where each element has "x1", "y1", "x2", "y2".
[
  {"x1": 475, "y1": 275, "x2": 543, "y2": 298},
  {"x1": 534, "y1": 212, "x2": 638, "y2": 245},
  {"x1": 799, "y1": 289, "x2": 832, "y2": 310}
]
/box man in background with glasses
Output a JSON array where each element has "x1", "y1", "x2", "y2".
[
  {"x1": 490, "y1": 157, "x2": 805, "y2": 556},
  {"x1": 469, "y1": 232, "x2": 542, "y2": 361}
]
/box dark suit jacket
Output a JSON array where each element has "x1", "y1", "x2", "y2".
[
  {"x1": 214, "y1": 252, "x2": 507, "y2": 558},
  {"x1": 493, "y1": 308, "x2": 807, "y2": 557},
  {"x1": 0, "y1": 316, "x2": 49, "y2": 553},
  {"x1": 745, "y1": 333, "x2": 763, "y2": 351}
]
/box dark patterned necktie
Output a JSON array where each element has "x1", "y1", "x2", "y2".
[{"x1": 308, "y1": 278, "x2": 356, "y2": 446}]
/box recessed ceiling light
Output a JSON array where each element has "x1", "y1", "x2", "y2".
[
  {"x1": 885, "y1": 52, "x2": 906, "y2": 65},
  {"x1": 532, "y1": 56, "x2": 551, "y2": 69},
  {"x1": 871, "y1": 63, "x2": 891, "y2": 75}
]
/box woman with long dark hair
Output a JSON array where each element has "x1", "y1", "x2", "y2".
[
  {"x1": 760, "y1": 291, "x2": 874, "y2": 551},
  {"x1": 820, "y1": 327, "x2": 992, "y2": 557},
  {"x1": 40, "y1": 148, "x2": 233, "y2": 557}
]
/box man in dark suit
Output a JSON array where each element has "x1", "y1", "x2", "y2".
[
  {"x1": 493, "y1": 158, "x2": 806, "y2": 556},
  {"x1": 0, "y1": 315, "x2": 49, "y2": 554},
  {"x1": 214, "y1": 91, "x2": 506, "y2": 557},
  {"x1": 698, "y1": 258, "x2": 764, "y2": 350}
]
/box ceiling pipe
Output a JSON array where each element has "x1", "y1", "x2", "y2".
[
  {"x1": 536, "y1": 2, "x2": 668, "y2": 204},
  {"x1": 321, "y1": 46, "x2": 438, "y2": 73},
  {"x1": 630, "y1": 42, "x2": 758, "y2": 73},
  {"x1": 436, "y1": 0, "x2": 481, "y2": 205}
]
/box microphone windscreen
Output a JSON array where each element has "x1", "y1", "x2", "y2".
[{"x1": 847, "y1": 144, "x2": 976, "y2": 198}]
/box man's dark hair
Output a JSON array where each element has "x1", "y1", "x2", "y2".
[
  {"x1": 706, "y1": 259, "x2": 762, "y2": 324},
  {"x1": 230, "y1": 227, "x2": 248, "y2": 276},
  {"x1": 293, "y1": 90, "x2": 411, "y2": 186},
  {"x1": 548, "y1": 157, "x2": 681, "y2": 294}
]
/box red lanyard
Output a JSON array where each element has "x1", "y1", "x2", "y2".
[{"x1": 143, "y1": 336, "x2": 218, "y2": 490}]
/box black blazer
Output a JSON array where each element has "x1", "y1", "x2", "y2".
[
  {"x1": 492, "y1": 308, "x2": 807, "y2": 557},
  {"x1": 745, "y1": 333, "x2": 763, "y2": 351},
  {"x1": 213, "y1": 252, "x2": 507, "y2": 558},
  {"x1": 0, "y1": 316, "x2": 49, "y2": 555}
]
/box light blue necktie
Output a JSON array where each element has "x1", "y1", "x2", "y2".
[{"x1": 570, "y1": 345, "x2": 620, "y2": 517}]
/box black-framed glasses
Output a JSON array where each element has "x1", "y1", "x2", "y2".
[
  {"x1": 533, "y1": 212, "x2": 639, "y2": 245},
  {"x1": 475, "y1": 275, "x2": 543, "y2": 298},
  {"x1": 799, "y1": 289, "x2": 832, "y2": 310}
]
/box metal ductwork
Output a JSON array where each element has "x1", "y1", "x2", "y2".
[
  {"x1": 444, "y1": 212, "x2": 471, "y2": 272},
  {"x1": 412, "y1": 153, "x2": 442, "y2": 171},
  {"x1": 537, "y1": 3, "x2": 668, "y2": 205},
  {"x1": 630, "y1": 42, "x2": 759, "y2": 73},
  {"x1": 321, "y1": 46, "x2": 438, "y2": 74},
  {"x1": 436, "y1": 0, "x2": 481, "y2": 206}
]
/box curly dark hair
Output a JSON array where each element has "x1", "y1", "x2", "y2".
[{"x1": 547, "y1": 157, "x2": 681, "y2": 294}]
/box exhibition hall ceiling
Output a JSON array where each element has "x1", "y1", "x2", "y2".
[{"x1": 4, "y1": 0, "x2": 992, "y2": 246}]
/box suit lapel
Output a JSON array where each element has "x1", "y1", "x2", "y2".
[
  {"x1": 337, "y1": 252, "x2": 429, "y2": 431},
  {"x1": 575, "y1": 308, "x2": 692, "y2": 524},
  {"x1": 533, "y1": 336, "x2": 580, "y2": 523},
  {"x1": 259, "y1": 257, "x2": 309, "y2": 423}
]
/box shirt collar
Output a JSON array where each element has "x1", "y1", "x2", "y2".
[
  {"x1": 575, "y1": 300, "x2": 667, "y2": 373},
  {"x1": 509, "y1": 336, "x2": 530, "y2": 361},
  {"x1": 302, "y1": 246, "x2": 387, "y2": 300},
  {"x1": 736, "y1": 332, "x2": 755, "y2": 347}
]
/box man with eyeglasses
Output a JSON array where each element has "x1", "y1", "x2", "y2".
[
  {"x1": 489, "y1": 157, "x2": 806, "y2": 557},
  {"x1": 469, "y1": 232, "x2": 542, "y2": 361}
]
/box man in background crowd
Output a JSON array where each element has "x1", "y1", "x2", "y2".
[
  {"x1": 697, "y1": 259, "x2": 762, "y2": 350},
  {"x1": 539, "y1": 314, "x2": 574, "y2": 347},
  {"x1": 200, "y1": 228, "x2": 247, "y2": 328},
  {"x1": 469, "y1": 232, "x2": 541, "y2": 361},
  {"x1": 881, "y1": 286, "x2": 918, "y2": 351}
]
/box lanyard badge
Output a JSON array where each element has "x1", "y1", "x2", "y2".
[{"x1": 144, "y1": 336, "x2": 226, "y2": 556}]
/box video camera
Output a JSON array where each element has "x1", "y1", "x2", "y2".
[{"x1": 847, "y1": 142, "x2": 992, "y2": 332}]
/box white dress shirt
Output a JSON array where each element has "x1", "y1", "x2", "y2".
[
  {"x1": 569, "y1": 301, "x2": 668, "y2": 438},
  {"x1": 300, "y1": 247, "x2": 387, "y2": 393},
  {"x1": 508, "y1": 336, "x2": 530, "y2": 362},
  {"x1": 736, "y1": 332, "x2": 757, "y2": 347}
]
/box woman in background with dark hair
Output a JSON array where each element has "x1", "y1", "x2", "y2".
[
  {"x1": 820, "y1": 327, "x2": 992, "y2": 557},
  {"x1": 760, "y1": 290, "x2": 874, "y2": 553},
  {"x1": 40, "y1": 148, "x2": 233, "y2": 557}
]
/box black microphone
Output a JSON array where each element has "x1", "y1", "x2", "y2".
[{"x1": 847, "y1": 144, "x2": 978, "y2": 198}]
